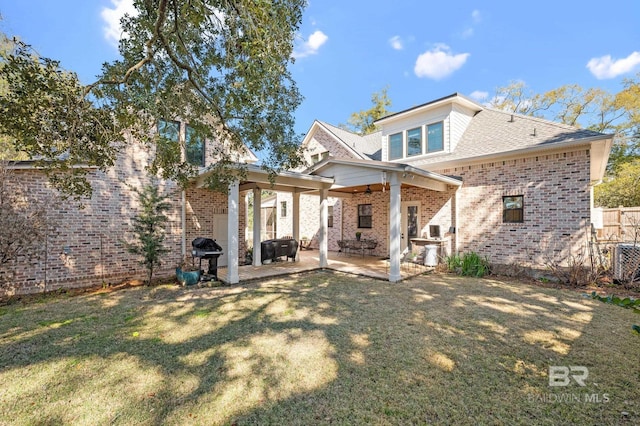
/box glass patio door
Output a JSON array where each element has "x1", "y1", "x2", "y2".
[{"x1": 400, "y1": 202, "x2": 420, "y2": 251}]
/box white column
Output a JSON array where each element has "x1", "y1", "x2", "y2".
[
  {"x1": 389, "y1": 172, "x2": 401, "y2": 282},
  {"x1": 227, "y1": 180, "x2": 240, "y2": 284},
  {"x1": 252, "y1": 187, "x2": 262, "y2": 266},
  {"x1": 319, "y1": 188, "x2": 328, "y2": 268},
  {"x1": 292, "y1": 191, "x2": 300, "y2": 260}
]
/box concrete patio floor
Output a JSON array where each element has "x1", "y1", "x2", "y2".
[{"x1": 218, "y1": 249, "x2": 433, "y2": 283}]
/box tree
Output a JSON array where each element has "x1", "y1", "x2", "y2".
[
  {"x1": 124, "y1": 184, "x2": 171, "y2": 285},
  {"x1": 0, "y1": 0, "x2": 307, "y2": 198},
  {"x1": 345, "y1": 87, "x2": 392, "y2": 135},
  {"x1": 491, "y1": 77, "x2": 640, "y2": 207},
  {"x1": 491, "y1": 77, "x2": 639, "y2": 160},
  {"x1": 594, "y1": 159, "x2": 640, "y2": 207}
]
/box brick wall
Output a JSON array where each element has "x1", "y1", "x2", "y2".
[
  {"x1": 436, "y1": 148, "x2": 591, "y2": 266},
  {"x1": 341, "y1": 187, "x2": 455, "y2": 257},
  {"x1": 0, "y1": 137, "x2": 184, "y2": 296},
  {"x1": 0, "y1": 132, "x2": 247, "y2": 297}
]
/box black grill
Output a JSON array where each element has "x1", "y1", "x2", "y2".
[{"x1": 191, "y1": 238, "x2": 223, "y2": 281}]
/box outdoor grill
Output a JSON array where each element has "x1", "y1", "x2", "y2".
[{"x1": 191, "y1": 237, "x2": 223, "y2": 281}]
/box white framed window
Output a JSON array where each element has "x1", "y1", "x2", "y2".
[
  {"x1": 389, "y1": 133, "x2": 403, "y2": 160},
  {"x1": 406, "y1": 127, "x2": 422, "y2": 157},
  {"x1": 427, "y1": 121, "x2": 444, "y2": 152}
]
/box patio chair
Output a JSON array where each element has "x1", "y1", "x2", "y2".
[{"x1": 337, "y1": 240, "x2": 346, "y2": 256}]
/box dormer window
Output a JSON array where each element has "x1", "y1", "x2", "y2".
[
  {"x1": 427, "y1": 121, "x2": 444, "y2": 152},
  {"x1": 387, "y1": 121, "x2": 444, "y2": 160},
  {"x1": 389, "y1": 133, "x2": 403, "y2": 160},
  {"x1": 407, "y1": 127, "x2": 422, "y2": 157}
]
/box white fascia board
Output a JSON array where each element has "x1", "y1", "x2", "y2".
[{"x1": 419, "y1": 135, "x2": 613, "y2": 172}]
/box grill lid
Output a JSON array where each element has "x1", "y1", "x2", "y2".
[{"x1": 192, "y1": 237, "x2": 223, "y2": 252}]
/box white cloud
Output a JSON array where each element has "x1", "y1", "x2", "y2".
[
  {"x1": 586, "y1": 51, "x2": 640, "y2": 79},
  {"x1": 389, "y1": 35, "x2": 403, "y2": 50},
  {"x1": 293, "y1": 30, "x2": 328, "y2": 59},
  {"x1": 414, "y1": 44, "x2": 470, "y2": 80},
  {"x1": 471, "y1": 9, "x2": 482, "y2": 23},
  {"x1": 101, "y1": 0, "x2": 137, "y2": 48},
  {"x1": 461, "y1": 28, "x2": 474, "y2": 39},
  {"x1": 469, "y1": 90, "x2": 488, "y2": 101}
]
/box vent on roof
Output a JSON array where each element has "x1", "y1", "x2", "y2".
[{"x1": 509, "y1": 114, "x2": 514, "y2": 123}]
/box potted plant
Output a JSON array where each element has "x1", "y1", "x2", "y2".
[
  {"x1": 355, "y1": 231, "x2": 362, "y2": 241},
  {"x1": 245, "y1": 247, "x2": 253, "y2": 265},
  {"x1": 176, "y1": 256, "x2": 201, "y2": 286}
]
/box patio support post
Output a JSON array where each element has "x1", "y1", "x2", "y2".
[
  {"x1": 292, "y1": 192, "x2": 300, "y2": 259},
  {"x1": 227, "y1": 180, "x2": 240, "y2": 284},
  {"x1": 389, "y1": 172, "x2": 402, "y2": 282},
  {"x1": 252, "y1": 187, "x2": 262, "y2": 266},
  {"x1": 319, "y1": 188, "x2": 328, "y2": 268}
]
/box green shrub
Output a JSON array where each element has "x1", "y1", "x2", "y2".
[{"x1": 445, "y1": 252, "x2": 491, "y2": 278}]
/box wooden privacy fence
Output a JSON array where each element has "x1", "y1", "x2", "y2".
[{"x1": 599, "y1": 207, "x2": 640, "y2": 241}]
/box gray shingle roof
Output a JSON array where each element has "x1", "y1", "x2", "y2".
[
  {"x1": 411, "y1": 108, "x2": 608, "y2": 167},
  {"x1": 318, "y1": 121, "x2": 382, "y2": 161}
]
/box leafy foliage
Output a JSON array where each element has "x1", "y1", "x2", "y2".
[
  {"x1": 491, "y1": 77, "x2": 640, "y2": 207},
  {"x1": 594, "y1": 159, "x2": 640, "y2": 207},
  {"x1": 344, "y1": 87, "x2": 392, "y2": 135},
  {"x1": 588, "y1": 291, "x2": 640, "y2": 335},
  {"x1": 0, "y1": 0, "x2": 307, "y2": 198},
  {"x1": 124, "y1": 185, "x2": 171, "y2": 284},
  {"x1": 445, "y1": 252, "x2": 490, "y2": 277},
  {"x1": 0, "y1": 41, "x2": 119, "y2": 198}
]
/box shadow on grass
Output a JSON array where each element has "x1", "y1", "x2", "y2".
[{"x1": 0, "y1": 271, "x2": 638, "y2": 425}]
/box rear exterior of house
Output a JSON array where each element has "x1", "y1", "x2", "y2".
[
  {"x1": 1, "y1": 92, "x2": 612, "y2": 296},
  {"x1": 292, "y1": 93, "x2": 611, "y2": 271}
]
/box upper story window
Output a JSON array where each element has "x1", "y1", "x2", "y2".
[
  {"x1": 157, "y1": 120, "x2": 206, "y2": 167},
  {"x1": 427, "y1": 121, "x2": 444, "y2": 152},
  {"x1": 389, "y1": 133, "x2": 403, "y2": 160},
  {"x1": 158, "y1": 119, "x2": 180, "y2": 142},
  {"x1": 185, "y1": 125, "x2": 205, "y2": 167},
  {"x1": 387, "y1": 121, "x2": 444, "y2": 161},
  {"x1": 407, "y1": 127, "x2": 422, "y2": 157}
]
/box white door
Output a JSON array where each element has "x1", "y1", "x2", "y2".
[
  {"x1": 213, "y1": 214, "x2": 229, "y2": 267},
  {"x1": 401, "y1": 202, "x2": 420, "y2": 252}
]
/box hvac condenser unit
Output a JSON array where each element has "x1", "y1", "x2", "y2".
[{"x1": 613, "y1": 243, "x2": 640, "y2": 281}]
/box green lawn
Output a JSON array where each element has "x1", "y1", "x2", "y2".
[{"x1": 0, "y1": 272, "x2": 638, "y2": 425}]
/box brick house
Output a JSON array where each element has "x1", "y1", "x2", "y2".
[
  {"x1": 269, "y1": 93, "x2": 612, "y2": 281},
  {"x1": 1, "y1": 92, "x2": 612, "y2": 295}
]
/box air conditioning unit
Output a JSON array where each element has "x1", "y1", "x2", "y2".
[{"x1": 613, "y1": 243, "x2": 640, "y2": 281}]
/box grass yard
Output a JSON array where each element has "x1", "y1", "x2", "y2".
[{"x1": 0, "y1": 271, "x2": 638, "y2": 425}]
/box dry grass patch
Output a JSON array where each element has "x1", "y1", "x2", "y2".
[{"x1": 0, "y1": 272, "x2": 639, "y2": 425}]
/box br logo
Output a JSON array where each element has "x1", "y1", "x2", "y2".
[{"x1": 548, "y1": 366, "x2": 589, "y2": 387}]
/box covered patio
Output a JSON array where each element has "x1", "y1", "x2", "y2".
[
  {"x1": 217, "y1": 249, "x2": 433, "y2": 283},
  {"x1": 193, "y1": 160, "x2": 461, "y2": 284}
]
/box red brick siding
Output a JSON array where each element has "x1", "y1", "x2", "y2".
[{"x1": 436, "y1": 149, "x2": 591, "y2": 266}]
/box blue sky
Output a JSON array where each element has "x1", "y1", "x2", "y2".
[{"x1": 1, "y1": 0, "x2": 639, "y2": 137}]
